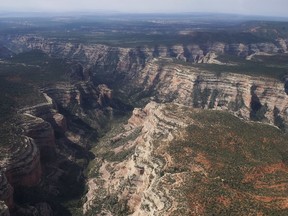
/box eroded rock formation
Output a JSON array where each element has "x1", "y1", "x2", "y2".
[
  {"x1": 5, "y1": 35, "x2": 288, "y2": 69},
  {"x1": 5, "y1": 35, "x2": 287, "y2": 130},
  {"x1": 0, "y1": 171, "x2": 13, "y2": 210},
  {"x1": 102, "y1": 59, "x2": 288, "y2": 131},
  {"x1": 0, "y1": 201, "x2": 10, "y2": 216},
  {"x1": 84, "y1": 102, "x2": 187, "y2": 215},
  {"x1": 0, "y1": 75, "x2": 132, "y2": 215},
  {"x1": 84, "y1": 102, "x2": 288, "y2": 215},
  {"x1": 4, "y1": 137, "x2": 41, "y2": 187}
]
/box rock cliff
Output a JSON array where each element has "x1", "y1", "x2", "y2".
[
  {"x1": 98, "y1": 59, "x2": 288, "y2": 131},
  {"x1": 5, "y1": 35, "x2": 288, "y2": 68},
  {"x1": 3, "y1": 136, "x2": 41, "y2": 187},
  {"x1": 85, "y1": 102, "x2": 288, "y2": 215},
  {"x1": 44, "y1": 82, "x2": 132, "y2": 136},
  {"x1": 0, "y1": 93, "x2": 64, "y2": 214},
  {"x1": 84, "y1": 102, "x2": 186, "y2": 215},
  {"x1": 0, "y1": 171, "x2": 13, "y2": 209},
  {"x1": 0, "y1": 201, "x2": 10, "y2": 216},
  {"x1": 20, "y1": 115, "x2": 56, "y2": 162},
  {"x1": 0, "y1": 110, "x2": 58, "y2": 215},
  {"x1": 0, "y1": 77, "x2": 133, "y2": 215},
  {"x1": 4, "y1": 36, "x2": 288, "y2": 131}
]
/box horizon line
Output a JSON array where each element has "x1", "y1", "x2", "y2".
[{"x1": 0, "y1": 10, "x2": 287, "y2": 21}]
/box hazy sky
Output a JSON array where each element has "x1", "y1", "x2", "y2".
[{"x1": 1, "y1": 0, "x2": 288, "y2": 17}]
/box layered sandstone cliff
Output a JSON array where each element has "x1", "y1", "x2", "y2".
[
  {"x1": 44, "y1": 82, "x2": 131, "y2": 134},
  {"x1": 84, "y1": 101, "x2": 288, "y2": 215},
  {"x1": 20, "y1": 115, "x2": 56, "y2": 162},
  {"x1": 104, "y1": 59, "x2": 288, "y2": 131},
  {"x1": 4, "y1": 137, "x2": 41, "y2": 187},
  {"x1": 0, "y1": 94, "x2": 60, "y2": 214},
  {"x1": 5, "y1": 35, "x2": 288, "y2": 69},
  {"x1": 0, "y1": 78, "x2": 132, "y2": 215},
  {"x1": 84, "y1": 102, "x2": 188, "y2": 215},
  {"x1": 4, "y1": 35, "x2": 288, "y2": 131}
]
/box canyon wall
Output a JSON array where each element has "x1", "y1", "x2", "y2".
[
  {"x1": 84, "y1": 102, "x2": 188, "y2": 215},
  {"x1": 0, "y1": 171, "x2": 14, "y2": 210},
  {"x1": 4, "y1": 137, "x2": 41, "y2": 188},
  {"x1": 0, "y1": 201, "x2": 10, "y2": 216},
  {"x1": 5, "y1": 36, "x2": 288, "y2": 138},
  {"x1": 6, "y1": 35, "x2": 288, "y2": 69},
  {"x1": 123, "y1": 61, "x2": 288, "y2": 130},
  {"x1": 0, "y1": 79, "x2": 131, "y2": 215},
  {"x1": 5, "y1": 36, "x2": 287, "y2": 131},
  {"x1": 84, "y1": 100, "x2": 288, "y2": 215}
]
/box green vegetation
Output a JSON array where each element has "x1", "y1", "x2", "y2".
[
  {"x1": 167, "y1": 108, "x2": 288, "y2": 215},
  {"x1": 0, "y1": 50, "x2": 69, "y2": 118},
  {"x1": 0, "y1": 50, "x2": 70, "y2": 147},
  {"x1": 160, "y1": 53, "x2": 288, "y2": 81},
  {"x1": 195, "y1": 56, "x2": 288, "y2": 80}
]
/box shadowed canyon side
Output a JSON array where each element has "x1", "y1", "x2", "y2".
[
  {"x1": 0, "y1": 171, "x2": 14, "y2": 210},
  {"x1": 0, "y1": 80, "x2": 131, "y2": 215},
  {"x1": 0, "y1": 94, "x2": 59, "y2": 215}
]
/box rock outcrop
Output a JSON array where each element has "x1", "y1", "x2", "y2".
[
  {"x1": 0, "y1": 201, "x2": 10, "y2": 216},
  {"x1": 4, "y1": 136, "x2": 41, "y2": 187},
  {"x1": 84, "y1": 102, "x2": 188, "y2": 215},
  {"x1": 0, "y1": 92, "x2": 65, "y2": 214},
  {"x1": 100, "y1": 59, "x2": 288, "y2": 131},
  {"x1": 4, "y1": 35, "x2": 287, "y2": 130},
  {"x1": 44, "y1": 82, "x2": 132, "y2": 133},
  {"x1": 5, "y1": 35, "x2": 288, "y2": 69},
  {"x1": 0, "y1": 171, "x2": 13, "y2": 209},
  {"x1": 20, "y1": 115, "x2": 56, "y2": 162},
  {"x1": 19, "y1": 93, "x2": 65, "y2": 161},
  {"x1": 44, "y1": 83, "x2": 112, "y2": 111},
  {"x1": 85, "y1": 102, "x2": 288, "y2": 215},
  {"x1": 21, "y1": 93, "x2": 67, "y2": 135}
]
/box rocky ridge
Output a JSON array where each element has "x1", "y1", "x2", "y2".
[
  {"x1": 0, "y1": 78, "x2": 131, "y2": 215},
  {"x1": 5, "y1": 36, "x2": 288, "y2": 132},
  {"x1": 4, "y1": 137, "x2": 41, "y2": 187},
  {"x1": 0, "y1": 171, "x2": 13, "y2": 210},
  {"x1": 5, "y1": 35, "x2": 288, "y2": 68},
  {"x1": 85, "y1": 101, "x2": 288, "y2": 215},
  {"x1": 84, "y1": 102, "x2": 191, "y2": 215},
  {"x1": 0, "y1": 201, "x2": 9, "y2": 216},
  {"x1": 101, "y1": 59, "x2": 288, "y2": 131},
  {"x1": 0, "y1": 93, "x2": 58, "y2": 214}
]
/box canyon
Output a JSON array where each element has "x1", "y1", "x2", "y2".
[
  {"x1": 0, "y1": 79, "x2": 128, "y2": 215},
  {"x1": 0, "y1": 16, "x2": 288, "y2": 215}
]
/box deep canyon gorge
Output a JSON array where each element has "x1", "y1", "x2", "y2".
[{"x1": 0, "y1": 15, "x2": 288, "y2": 215}]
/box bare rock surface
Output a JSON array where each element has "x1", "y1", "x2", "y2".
[{"x1": 85, "y1": 102, "x2": 288, "y2": 215}]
